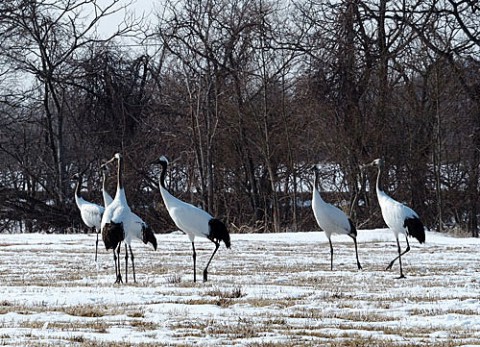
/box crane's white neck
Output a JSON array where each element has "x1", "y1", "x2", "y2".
[
  {"x1": 312, "y1": 169, "x2": 325, "y2": 204},
  {"x1": 102, "y1": 169, "x2": 108, "y2": 190},
  {"x1": 118, "y1": 156, "x2": 124, "y2": 189},
  {"x1": 74, "y1": 175, "x2": 82, "y2": 199},
  {"x1": 102, "y1": 170, "x2": 113, "y2": 207},
  {"x1": 73, "y1": 175, "x2": 88, "y2": 207},
  {"x1": 375, "y1": 164, "x2": 384, "y2": 195},
  {"x1": 114, "y1": 155, "x2": 127, "y2": 203}
]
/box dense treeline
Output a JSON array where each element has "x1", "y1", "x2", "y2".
[{"x1": 0, "y1": 0, "x2": 479, "y2": 236}]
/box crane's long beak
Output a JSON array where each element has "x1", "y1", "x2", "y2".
[
  {"x1": 70, "y1": 167, "x2": 88, "y2": 180},
  {"x1": 360, "y1": 160, "x2": 375, "y2": 171},
  {"x1": 101, "y1": 156, "x2": 116, "y2": 169}
]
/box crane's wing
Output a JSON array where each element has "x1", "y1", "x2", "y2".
[
  {"x1": 378, "y1": 191, "x2": 419, "y2": 230},
  {"x1": 322, "y1": 203, "x2": 351, "y2": 231},
  {"x1": 80, "y1": 202, "x2": 104, "y2": 229},
  {"x1": 313, "y1": 199, "x2": 351, "y2": 234},
  {"x1": 169, "y1": 202, "x2": 212, "y2": 238}
]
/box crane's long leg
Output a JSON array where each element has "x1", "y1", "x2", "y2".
[
  {"x1": 124, "y1": 243, "x2": 129, "y2": 284},
  {"x1": 94, "y1": 227, "x2": 99, "y2": 262},
  {"x1": 112, "y1": 249, "x2": 118, "y2": 282},
  {"x1": 386, "y1": 236, "x2": 410, "y2": 279},
  {"x1": 115, "y1": 243, "x2": 123, "y2": 284},
  {"x1": 350, "y1": 236, "x2": 362, "y2": 270},
  {"x1": 328, "y1": 238, "x2": 334, "y2": 271},
  {"x1": 129, "y1": 244, "x2": 136, "y2": 283},
  {"x1": 192, "y1": 242, "x2": 197, "y2": 283},
  {"x1": 203, "y1": 241, "x2": 220, "y2": 282}
]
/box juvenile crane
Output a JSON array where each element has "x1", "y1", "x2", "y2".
[
  {"x1": 311, "y1": 165, "x2": 362, "y2": 271},
  {"x1": 101, "y1": 153, "x2": 157, "y2": 284},
  {"x1": 362, "y1": 158, "x2": 425, "y2": 278},
  {"x1": 72, "y1": 172, "x2": 104, "y2": 262},
  {"x1": 155, "y1": 156, "x2": 230, "y2": 282}
]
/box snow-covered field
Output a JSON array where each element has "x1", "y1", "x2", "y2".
[{"x1": 0, "y1": 229, "x2": 479, "y2": 346}]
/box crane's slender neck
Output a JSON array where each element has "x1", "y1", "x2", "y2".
[
  {"x1": 312, "y1": 169, "x2": 325, "y2": 204},
  {"x1": 375, "y1": 164, "x2": 383, "y2": 194},
  {"x1": 102, "y1": 170, "x2": 108, "y2": 191},
  {"x1": 74, "y1": 176, "x2": 82, "y2": 198},
  {"x1": 158, "y1": 160, "x2": 179, "y2": 213},
  {"x1": 118, "y1": 156, "x2": 124, "y2": 190},
  {"x1": 159, "y1": 161, "x2": 167, "y2": 189},
  {"x1": 102, "y1": 169, "x2": 111, "y2": 206},
  {"x1": 313, "y1": 169, "x2": 319, "y2": 192}
]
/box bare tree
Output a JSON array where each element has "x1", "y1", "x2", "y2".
[
  {"x1": 398, "y1": 0, "x2": 480, "y2": 236},
  {"x1": 0, "y1": 0, "x2": 144, "y2": 231}
]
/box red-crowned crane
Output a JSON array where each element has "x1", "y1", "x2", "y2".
[
  {"x1": 101, "y1": 153, "x2": 157, "y2": 284},
  {"x1": 311, "y1": 165, "x2": 362, "y2": 271},
  {"x1": 154, "y1": 155, "x2": 230, "y2": 282},
  {"x1": 362, "y1": 158, "x2": 425, "y2": 278},
  {"x1": 72, "y1": 172, "x2": 104, "y2": 262}
]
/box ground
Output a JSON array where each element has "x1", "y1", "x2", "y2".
[{"x1": 0, "y1": 229, "x2": 479, "y2": 346}]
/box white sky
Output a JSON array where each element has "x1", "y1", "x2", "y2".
[{"x1": 93, "y1": 0, "x2": 159, "y2": 40}]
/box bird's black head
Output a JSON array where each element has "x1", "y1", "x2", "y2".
[
  {"x1": 151, "y1": 155, "x2": 171, "y2": 189},
  {"x1": 142, "y1": 225, "x2": 157, "y2": 250},
  {"x1": 209, "y1": 218, "x2": 231, "y2": 248},
  {"x1": 151, "y1": 155, "x2": 169, "y2": 165},
  {"x1": 159, "y1": 155, "x2": 169, "y2": 165}
]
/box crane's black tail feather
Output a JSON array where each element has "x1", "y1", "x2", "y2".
[
  {"x1": 404, "y1": 217, "x2": 425, "y2": 244},
  {"x1": 347, "y1": 219, "x2": 357, "y2": 238},
  {"x1": 102, "y1": 222, "x2": 124, "y2": 250},
  {"x1": 142, "y1": 225, "x2": 158, "y2": 250},
  {"x1": 209, "y1": 218, "x2": 231, "y2": 248}
]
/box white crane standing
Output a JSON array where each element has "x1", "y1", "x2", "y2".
[
  {"x1": 311, "y1": 165, "x2": 362, "y2": 271},
  {"x1": 72, "y1": 172, "x2": 104, "y2": 262},
  {"x1": 155, "y1": 156, "x2": 230, "y2": 282},
  {"x1": 362, "y1": 158, "x2": 425, "y2": 278},
  {"x1": 101, "y1": 153, "x2": 157, "y2": 284}
]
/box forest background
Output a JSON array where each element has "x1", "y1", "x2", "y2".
[{"x1": 0, "y1": 0, "x2": 479, "y2": 236}]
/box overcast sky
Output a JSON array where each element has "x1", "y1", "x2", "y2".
[{"x1": 95, "y1": 0, "x2": 158, "y2": 40}]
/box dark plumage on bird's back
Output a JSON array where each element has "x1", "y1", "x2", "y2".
[
  {"x1": 209, "y1": 218, "x2": 231, "y2": 248},
  {"x1": 404, "y1": 217, "x2": 425, "y2": 244}
]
